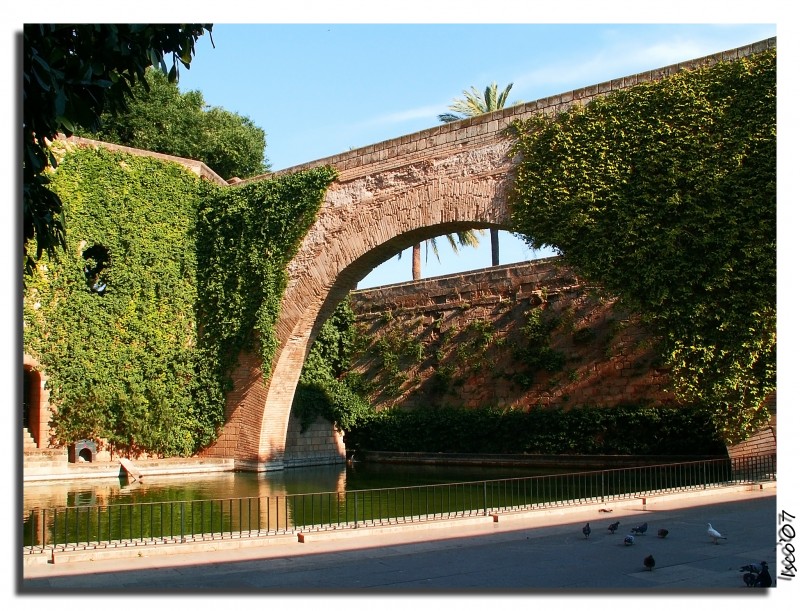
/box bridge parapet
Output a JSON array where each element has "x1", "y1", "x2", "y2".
[{"x1": 242, "y1": 38, "x2": 775, "y2": 185}]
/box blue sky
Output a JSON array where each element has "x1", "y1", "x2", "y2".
[{"x1": 172, "y1": 22, "x2": 777, "y2": 289}]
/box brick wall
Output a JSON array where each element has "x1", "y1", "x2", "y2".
[{"x1": 348, "y1": 259, "x2": 674, "y2": 413}]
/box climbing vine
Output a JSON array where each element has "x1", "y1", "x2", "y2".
[
  {"x1": 508, "y1": 48, "x2": 776, "y2": 443},
  {"x1": 292, "y1": 299, "x2": 374, "y2": 433},
  {"x1": 23, "y1": 144, "x2": 337, "y2": 455},
  {"x1": 193, "y1": 166, "x2": 337, "y2": 446}
]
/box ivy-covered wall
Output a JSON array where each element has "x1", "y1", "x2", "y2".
[
  {"x1": 22, "y1": 46, "x2": 775, "y2": 459},
  {"x1": 509, "y1": 48, "x2": 776, "y2": 445},
  {"x1": 23, "y1": 143, "x2": 336, "y2": 456}
]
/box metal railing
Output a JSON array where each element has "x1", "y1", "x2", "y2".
[{"x1": 23, "y1": 454, "x2": 775, "y2": 553}]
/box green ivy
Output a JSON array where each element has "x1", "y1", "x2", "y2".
[
  {"x1": 193, "y1": 166, "x2": 337, "y2": 446},
  {"x1": 292, "y1": 300, "x2": 374, "y2": 432},
  {"x1": 23, "y1": 144, "x2": 337, "y2": 455},
  {"x1": 23, "y1": 147, "x2": 205, "y2": 454},
  {"x1": 508, "y1": 49, "x2": 776, "y2": 444}
]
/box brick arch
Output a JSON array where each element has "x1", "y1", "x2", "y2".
[
  {"x1": 214, "y1": 149, "x2": 517, "y2": 469},
  {"x1": 200, "y1": 38, "x2": 774, "y2": 470}
]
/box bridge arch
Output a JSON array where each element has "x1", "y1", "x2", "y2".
[
  {"x1": 200, "y1": 38, "x2": 774, "y2": 470},
  {"x1": 215, "y1": 139, "x2": 519, "y2": 469}
]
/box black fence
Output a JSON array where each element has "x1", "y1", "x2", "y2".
[{"x1": 23, "y1": 454, "x2": 775, "y2": 552}]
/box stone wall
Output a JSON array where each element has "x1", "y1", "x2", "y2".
[
  {"x1": 283, "y1": 415, "x2": 346, "y2": 468},
  {"x1": 348, "y1": 258, "x2": 674, "y2": 413}
]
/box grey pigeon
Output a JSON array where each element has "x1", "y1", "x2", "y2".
[
  {"x1": 643, "y1": 554, "x2": 655, "y2": 571},
  {"x1": 657, "y1": 528, "x2": 669, "y2": 538},
  {"x1": 582, "y1": 523, "x2": 591, "y2": 539},
  {"x1": 707, "y1": 523, "x2": 726, "y2": 544},
  {"x1": 608, "y1": 521, "x2": 621, "y2": 534},
  {"x1": 624, "y1": 534, "x2": 635, "y2": 546},
  {"x1": 631, "y1": 522, "x2": 648, "y2": 535}
]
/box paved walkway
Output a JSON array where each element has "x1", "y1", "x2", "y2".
[{"x1": 19, "y1": 485, "x2": 782, "y2": 594}]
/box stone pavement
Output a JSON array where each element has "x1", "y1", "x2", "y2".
[{"x1": 19, "y1": 484, "x2": 784, "y2": 594}]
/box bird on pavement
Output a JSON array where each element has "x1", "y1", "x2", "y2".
[
  {"x1": 643, "y1": 555, "x2": 655, "y2": 571},
  {"x1": 755, "y1": 561, "x2": 772, "y2": 588},
  {"x1": 631, "y1": 522, "x2": 648, "y2": 535},
  {"x1": 624, "y1": 534, "x2": 635, "y2": 546},
  {"x1": 741, "y1": 564, "x2": 759, "y2": 588},
  {"x1": 657, "y1": 528, "x2": 669, "y2": 538},
  {"x1": 707, "y1": 523, "x2": 726, "y2": 544},
  {"x1": 582, "y1": 523, "x2": 591, "y2": 539},
  {"x1": 608, "y1": 521, "x2": 621, "y2": 534}
]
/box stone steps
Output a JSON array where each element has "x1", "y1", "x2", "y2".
[{"x1": 22, "y1": 428, "x2": 68, "y2": 473}]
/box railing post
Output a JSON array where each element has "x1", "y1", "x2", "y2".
[
  {"x1": 483, "y1": 481, "x2": 488, "y2": 516},
  {"x1": 354, "y1": 492, "x2": 358, "y2": 529},
  {"x1": 180, "y1": 503, "x2": 185, "y2": 543},
  {"x1": 601, "y1": 471, "x2": 605, "y2": 503}
]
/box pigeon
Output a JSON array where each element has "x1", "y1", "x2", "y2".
[
  {"x1": 741, "y1": 564, "x2": 760, "y2": 588},
  {"x1": 608, "y1": 521, "x2": 621, "y2": 534},
  {"x1": 582, "y1": 523, "x2": 591, "y2": 539},
  {"x1": 624, "y1": 534, "x2": 635, "y2": 546},
  {"x1": 631, "y1": 522, "x2": 648, "y2": 535},
  {"x1": 755, "y1": 561, "x2": 772, "y2": 588},
  {"x1": 643, "y1": 554, "x2": 655, "y2": 571},
  {"x1": 741, "y1": 562, "x2": 772, "y2": 587},
  {"x1": 657, "y1": 528, "x2": 669, "y2": 538},
  {"x1": 707, "y1": 523, "x2": 726, "y2": 544}
]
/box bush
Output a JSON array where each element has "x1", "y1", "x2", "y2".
[{"x1": 344, "y1": 404, "x2": 728, "y2": 456}]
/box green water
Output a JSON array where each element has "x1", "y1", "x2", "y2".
[
  {"x1": 23, "y1": 461, "x2": 577, "y2": 511},
  {"x1": 24, "y1": 460, "x2": 741, "y2": 547}
]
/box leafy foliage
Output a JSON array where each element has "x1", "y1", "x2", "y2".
[
  {"x1": 344, "y1": 404, "x2": 728, "y2": 456},
  {"x1": 23, "y1": 145, "x2": 336, "y2": 455},
  {"x1": 193, "y1": 166, "x2": 338, "y2": 445},
  {"x1": 23, "y1": 147, "x2": 205, "y2": 454},
  {"x1": 508, "y1": 49, "x2": 776, "y2": 444},
  {"x1": 292, "y1": 300, "x2": 374, "y2": 432},
  {"x1": 23, "y1": 23, "x2": 213, "y2": 274},
  {"x1": 82, "y1": 69, "x2": 270, "y2": 180}
]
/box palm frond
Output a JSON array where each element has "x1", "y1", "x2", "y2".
[{"x1": 439, "y1": 82, "x2": 515, "y2": 124}]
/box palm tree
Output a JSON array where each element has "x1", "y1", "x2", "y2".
[
  {"x1": 399, "y1": 230, "x2": 483, "y2": 280},
  {"x1": 439, "y1": 82, "x2": 519, "y2": 266}
]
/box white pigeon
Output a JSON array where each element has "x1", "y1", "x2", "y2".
[{"x1": 707, "y1": 523, "x2": 727, "y2": 544}]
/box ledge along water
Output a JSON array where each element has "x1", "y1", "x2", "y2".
[{"x1": 23, "y1": 453, "x2": 775, "y2": 561}]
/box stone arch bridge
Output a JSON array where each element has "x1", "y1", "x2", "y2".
[{"x1": 198, "y1": 39, "x2": 773, "y2": 471}]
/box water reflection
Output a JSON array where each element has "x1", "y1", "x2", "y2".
[{"x1": 23, "y1": 462, "x2": 575, "y2": 511}]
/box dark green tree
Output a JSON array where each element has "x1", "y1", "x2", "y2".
[
  {"x1": 23, "y1": 23, "x2": 213, "y2": 274},
  {"x1": 84, "y1": 69, "x2": 269, "y2": 180}
]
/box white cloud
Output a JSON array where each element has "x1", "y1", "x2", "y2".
[
  {"x1": 354, "y1": 103, "x2": 448, "y2": 129},
  {"x1": 512, "y1": 33, "x2": 771, "y2": 102}
]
